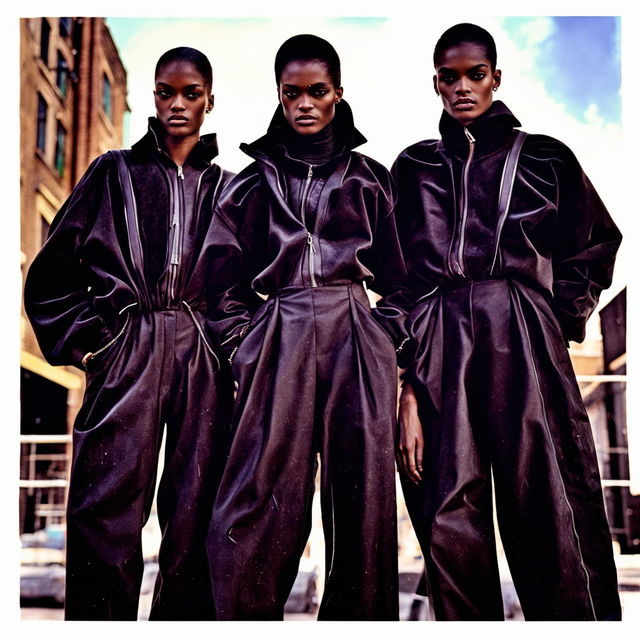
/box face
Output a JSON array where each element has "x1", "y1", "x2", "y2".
[
  {"x1": 154, "y1": 60, "x2": 214, "y2": 139},
  {"x1": 278, "y1": 60, "x2": 343, "y2": 135},
  {"x1": 433, "y1": 42, "x2": 501, "y2": 126}
]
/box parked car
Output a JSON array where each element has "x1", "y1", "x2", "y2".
[
  {"x1": 284, "y1": 565, "x2": 319, "y2": 614},
  {"x1": 20, "y1": 525, "x2": 66, "y2": 606}
]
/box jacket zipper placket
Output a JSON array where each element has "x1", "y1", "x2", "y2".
[
  {"x1": 167, "y1": 164, "x2": 185, "y2": 305},
  {"x1": 454, "y1": 127, "x2": 476, "y2": 278},
  {"x1": 300, "y1": 164, "x2": 318, "y2": 287}
]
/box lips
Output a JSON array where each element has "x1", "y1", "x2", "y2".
[
  {"x1": 168, "y1": 115, "x2": 188, "y2": 122},
  {"x1": 453, "y1": 98, "x2": 476, "y2": 107},
  {"x1": 296, "y1": 115, "x2": 318, "y2": 122}
]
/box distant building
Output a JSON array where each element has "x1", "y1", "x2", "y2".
[{"x1": 19, "y1": 17, "x2": 128, "y2": 534}]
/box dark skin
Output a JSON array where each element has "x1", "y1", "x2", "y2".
[
  {"x1": 153, "y1": 59, "x2": 214, "y2": 166},
  {"x1": 396, "y1": 42, "x2": 501, "y2": 484},
  {"x1": 278, "y1": 60, "x2": 343, "y2": 135}
]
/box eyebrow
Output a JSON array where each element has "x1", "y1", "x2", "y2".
[
  {"x1": 155, "y1": 81, "x2": 204, "y2": 89},
  {"x1": 282, "y1": 82, "x2": 331, "y2": 89},
  {"x1": 437, "y1": 63, "x2": 490, "y2": 73}
]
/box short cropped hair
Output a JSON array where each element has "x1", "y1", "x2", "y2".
[
  {"x1": 274, "y1": 34, "x2": 341, "y2": 87},
  {"x1": 155, "y1": 47, "x2": 213, "y2": 90},
  {"x1": 433, "y1": 23, "x2": 497, "y2": 70}
]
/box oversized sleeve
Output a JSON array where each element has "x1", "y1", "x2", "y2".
[
  {"x1": 362, "y1": 160, "x2": 412, "y2": 364},
  {"x1": 551, "y1": 145, "x2": 622, "y2": 343},
  {"x1": 201, "y1": 171, "x2": 266, "y2": 359},
  {"x1": 24, "y1": 155, "x2": 115, "y2": 368}
]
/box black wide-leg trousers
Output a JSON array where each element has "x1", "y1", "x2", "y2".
[
  {"x1": 64, "y1": 309, "x2": 233, "y2": 620},
  {"x1": 207, "y1": 284, "x2": 399, "y2": 620},
  {"x1": 402, "y1": 279, "x2": 621, "y2": 621}
]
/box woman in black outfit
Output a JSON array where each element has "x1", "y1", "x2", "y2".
[
  {"x1": 393, "y1": 23, "x2": 622, "y2": 621},
  {"x1": 203, "y1": 34, "x2": 409, "y2": 620},
  {"x1": 24, "y1": 47, "x2": 234, "y2": 620}
]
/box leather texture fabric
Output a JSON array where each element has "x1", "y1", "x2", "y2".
[
  {"x1": 24, "y1": 119, "x2": 235, "y2": 620},
  {"x1": 392, "y1": 101, "x2": 622, "y2": 621},
  {"x1": 202, "y1": 101, "x2": 407, "y2": 620}
]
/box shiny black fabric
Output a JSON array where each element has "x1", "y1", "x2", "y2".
[
  {"x1": 24, "y1": 119, "x2": 235, "y2": 620},
  {"x1": 392, "y1": 102, "x2": 622, "y2": 621},
  {"x1": 203, "y1": 101, "x2": 407, "y2": 620}
]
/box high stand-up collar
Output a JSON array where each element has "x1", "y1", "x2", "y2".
[
  {"x1": 438, "y1": 100, "x2": 522, "y2": 158},
  {"x1": 240, "y1": 99, "x2": 367, "y2": 175},
  {"x1": 131, "y1": 117, "x2": 220, "y2": 167}
]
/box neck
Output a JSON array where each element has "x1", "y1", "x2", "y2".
[
  {"x1": 284, "y1": 121, "x2": 335, "y2": 164},
  {"x1": 160, "y1": 131, "x2": 201, "y2": 166}
]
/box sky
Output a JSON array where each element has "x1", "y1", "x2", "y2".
[
  {"x1": 104, "y1": 14, "x2": 628, "y2": 302},
  {"x1": 3, "y1": 3, "x2": 640, "y2": 634}
]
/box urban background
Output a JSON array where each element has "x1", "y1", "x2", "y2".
[{"x1": 17, "y1": 14, "x2": 639, "y2": 623}]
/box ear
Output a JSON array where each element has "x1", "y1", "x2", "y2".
[
  {"x1": 335, "y1": 86, "x2": 344, "y2": 102},
  {"x1": 493, "y1": 68, "x2": 502, "y2": 90},
  {"x1": 432, "y1": 75, "x2": 439, "y2": 96},
  {"x1": 207, "y1": 93, "x2": 214, "y2": 113}
]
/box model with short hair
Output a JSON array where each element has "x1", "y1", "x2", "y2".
[
  {"x1": 24, "y1": 46, "x2": 235, "y2": 621},
  {"x1": 393, "y1": 23, "x2": 622, "y2": 621},
  {"x1": 203, "y1": 34, "x2": 409, "y2": 620}
]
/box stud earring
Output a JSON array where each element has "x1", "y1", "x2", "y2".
[{"x1": 492, "y1": 86, "x2": 498, "y2": 92}]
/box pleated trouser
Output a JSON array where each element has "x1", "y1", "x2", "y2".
[
  {"x1": 207, "y1": 284, "x2": 399, "y2": 620},
  {"x1": 65, "y1": 309, "x2": 233, "y2": 620},
  {"x1": 401, "y1": 279, "x2": 621, "y2": 621}
]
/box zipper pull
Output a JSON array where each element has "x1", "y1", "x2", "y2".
[
  {"x1": 307, "y1": 165, "x2": 313, "y2": 178},
  {"x1": 464, "y1": 127, "x2": 476, "y2": 145},
  {"x1": 307, "y1": 232, "x2": 316, "y2": 252},
  {"x1": 178, "y1": 165, "x2": 184, "y2": 179}
]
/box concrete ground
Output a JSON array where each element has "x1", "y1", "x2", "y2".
[{"x1": 20, "y1": 551, "x2": 640, "y2": 621}]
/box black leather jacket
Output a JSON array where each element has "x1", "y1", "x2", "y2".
[
  {"x1": 25, "y1": 118, "x2": 234, "y2": 367},
  {"x1": 203, "y1": 100, "x2": 410, "y2": 358},
  {"x1": 392, "y1": 101, "x2": 622, "y2": 343}
]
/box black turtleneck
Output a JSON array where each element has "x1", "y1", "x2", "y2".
[{"x1": 281, "y1": 121, "x2": 336, "y2": 165}]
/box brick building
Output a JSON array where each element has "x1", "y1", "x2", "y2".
[{"x1": 19, "y1": 17, "x2": 128, "y2": 534}]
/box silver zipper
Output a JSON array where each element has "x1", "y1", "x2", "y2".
[
  {"x1": 181, "y1": 300, "x2": 220, "y2": 370},
  {"x1": 300, "y1": 165, "x2": 318, "y2": 287},
  {"x1": 168, "y1": 166, "x2": 184, "y2": 304},
  {"x1": 82, "y1": 302, "x2": 138, "y2": 369},
  {"x1": 455, "y1": 127, "x2": 476, "y2": 277}
]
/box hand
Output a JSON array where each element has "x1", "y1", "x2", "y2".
[{"x1": 396, "y1": 382, "x2": 424, "y2": 484}]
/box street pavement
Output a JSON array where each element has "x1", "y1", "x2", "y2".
[{"x1": 20, "y1": 552, "x2": 640, "y2": 621}]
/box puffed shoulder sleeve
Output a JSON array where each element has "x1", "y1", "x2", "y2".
[
  {"x1": 24, "y1": 154, "x2": 115, "y2": 368},
  {"x1": 200, "y1": 169, "x2": 266, "y2": 359},
  {"x1": 362, "y1": 158, "x2": 412, "y2": 365},
  {"x1": 551, "y1": 143, "x2": 622, "y2": 343}
]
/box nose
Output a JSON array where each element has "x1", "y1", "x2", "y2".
[
  {"x1": 298, "y1": 94, "x2": 314, "y2": 112},
  {"x1": 455, "y1": 77, "x2": 471, "y2": 94},
  {"x1": 171, "y1": 95, "x2": 185, "y2": 111}
]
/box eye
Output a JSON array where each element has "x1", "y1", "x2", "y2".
[
  {"x1": 283, "y1": 89, "x2": 299, "y2": 99},
  {"x1": 156, "y1": 89, "x2": 172, "y2": 99},
  {"x1": 312, "y1": 88, "x2": 329, "y2": 97},
  {"x1": 470, "y1": 72, "x2": 486, "y2": 81},
  {"x1": 186, "y1": 91, "x2": 202, "y2": 100},
  {"x1": 439, "y1": 75, "x2": 455, "y2": 85}
]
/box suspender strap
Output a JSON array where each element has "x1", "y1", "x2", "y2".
[
  {"x1": 109, "y1": 150, "x2": 151, "y2": 309},
  {"x1": 489, "y1": 130, "x2": 527, "y2": 275}
]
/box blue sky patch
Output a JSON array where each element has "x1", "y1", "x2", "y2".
[{"x1": 503, "y1": 16, "x2": 621, "y2": 124}]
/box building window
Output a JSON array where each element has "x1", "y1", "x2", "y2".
[
  {"x1": 56, "y1": 52, "x2": 69, "y2": 98},
  {"x1": 102, "y1": 73, "x2": 112, "y2": 120},
  {"x1": 59, "y1": 18, "x2": 72, "y2": 39},
  {"x1": 40, "y1": 217, "x2": 50, "y2": 247},
  {"x1": 55, "y1": 122, "x2": 66, "y2": 177},
  {"x1": 37, "y1": 93, "x2": 47, "y2": 153},
  {"x1": 40, "y1": 18, "x2": 50, "y2": 67}
]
